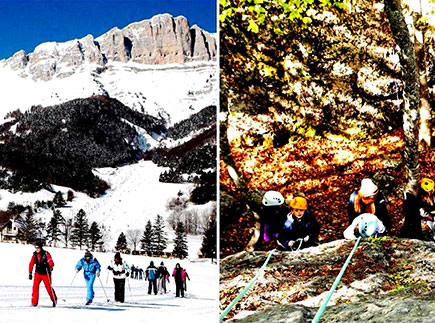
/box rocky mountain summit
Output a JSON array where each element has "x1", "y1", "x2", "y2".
[
  {"x1": 220, "y1": 237, "x2": 435, "y2": 322},
  {"x1": 1, "y1": 13, "x2": 216, "y2": 81}
]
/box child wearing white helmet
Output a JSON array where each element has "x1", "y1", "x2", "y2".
[
  {"x1": 344, "y1": 213, "x2": 386, "y2": 239},
  {"x1": 347, "y1": 178, "x2": 392, "y2": 233},
  {"x1": 261, "y1": 190, "x2": 289, "y2": 243}
]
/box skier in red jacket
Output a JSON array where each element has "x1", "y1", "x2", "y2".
[{"x1": 28, "y1": 241, "x2": 57, "y2": 307}]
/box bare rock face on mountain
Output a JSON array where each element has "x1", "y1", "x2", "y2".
[
  {"x1": 2, "y1": 13, "x2": 216, "y2": 81},
  {"x1": 6, "y1": 50, "x2": 29, "y2": 70}
]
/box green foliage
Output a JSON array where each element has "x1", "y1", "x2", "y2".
[
  {"x1": 152, "y1": 214, "x2": 168, "y2": 255},
  {"x1": 70, "y1": 209, "x2": 89, "y2": 250},
  {"x1": 220, "y1": 0, "x2": 346, "y2": 120},
  {"x1": 140, "y1": 220, "x2": 154, "y2": 255},
  {"x1": 200, "y1": 212, "x2": 217, "y2": 260},
  {"x1": 16, "y1": 209, "x2": 38, "y2": 243},
  {"x1": 173, "y1": 221, "x2": 189, "y2": 259},
  {"x1": 88, "y1": 221, "x2": 104, "y2": 251},
  {"x1": 115, "y1": 232, "x2": 128, "y2": 252},
  {"x1": 46, "y1": 209, "x2": 64, "y2": 247}
]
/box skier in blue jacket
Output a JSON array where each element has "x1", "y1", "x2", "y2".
[{"x1": 75, "y1": 250, "x2": 101, "y2": 305}]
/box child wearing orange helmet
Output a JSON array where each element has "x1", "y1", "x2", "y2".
[{"x1": 277, "y1": 195, "x2": 319, "y2": 250}]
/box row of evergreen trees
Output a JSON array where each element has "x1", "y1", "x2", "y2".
[
  {"x1": 18, "y1": 208, "x2": 104, "y2": 251},
  {"x1": 114, "y1": 214, "x2": 189, "y2": 259}
]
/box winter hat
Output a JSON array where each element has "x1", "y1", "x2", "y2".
[
  {"x1": 34, "y1": 241, "x2": 44, "y2": 248},
  {"x1": 84, "y1": 250, "x2": 92, "y2": 258},
  {"x1": 359, "y1": 178, "x2": 378, "y2": 197},
  {"x1": 160, "y1": 261, "x2": 164, "y2": 266},
  {"x1": 150, "y1": 261, "x2": 154, "y2": 266},
  {"x1": 114, "y1": 252, "x2": 122, "y2": 261}
]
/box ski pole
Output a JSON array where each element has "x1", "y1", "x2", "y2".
[
  {"x1": 62, "y1": 271, "x2": 78, "y2": 302},
  {"x1": 45, "y1": 267, "x2": 57, "y2": 306},
  {"x1": 97, "y1": 275, "x2": 110, "y2": 302},
  {"x1": 126, "y1": 276, "x2": 132, "y2": 298}
]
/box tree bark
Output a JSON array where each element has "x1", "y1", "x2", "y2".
[{"x1": 384, "y1": 0, "x2": 422, "y2": 238}]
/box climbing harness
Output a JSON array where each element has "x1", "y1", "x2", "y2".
[
  {"x1": 219, "y1": 249, "x2": 277, "y2": 321},
  {"x1": 312, "y1": 236, "x2": 362, "y2": 323}
]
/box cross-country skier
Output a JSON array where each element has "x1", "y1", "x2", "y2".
[
  {"x1": 107, "y1": 252, "x2": 130, "y2": 303},
  {"x1": 28, "y1": 241, "x2": 57, "y2": 307},
  {"x1": 145, "y1": 261, "x2": 158, "y2": 295},
  {"x1": 75, "y1": 250, "x2": 101, "y2": 305},
  {"x1": 182, "y1": 268, "x2": 190, "y2": 292},
  {"x1": 157, "y1": 261, "x2": 170, "y2": 294},
  {"x1": 172, "y1": 263, "x2": 185, "y2": 298}
]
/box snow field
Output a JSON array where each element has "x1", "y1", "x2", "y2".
[{"x1": 0, "y1": 242, "x2": 218, "y2": 322}]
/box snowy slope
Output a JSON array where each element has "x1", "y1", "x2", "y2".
[
  {"x1": 0, "y1": 60, "x2": 217, "y2": 126},
  {"x1": 0, "y1": 242, "x2": 218, "y2": 322},
  {"x1": 0, "y1": 160, "x2": 213, "y2": 257}
]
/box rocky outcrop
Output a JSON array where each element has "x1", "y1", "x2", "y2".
[
  {"x1": 220, "y1": 238, "x2": 435, "y2": 322},
  {"x1": 4, "y1": 13, "x2": 216, "y2": 80}
]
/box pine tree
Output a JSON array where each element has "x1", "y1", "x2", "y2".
[
  {"x1": 140, "y1": 220, "x2": 154, "y2": 255},
  {"x1": 115, "y1": 232, "x2": 128, "y2": 252},
  {"x1": 67, "y1": 190, "x2": 74, "y2": 202},
  {"x1": 172, "y1": 221, "x2": 188, "y2": 259},
  {"x1": 46, "y1": 209, "x2": 64, "y2": 247},
  {"x1": 16, "y1": 209, "x2": 38, "y2": 243},
  {"x1": 53, "y1": 191, "x2": 66, "y2": 207},
  {"x1": 62, "y1": 217, "x2": 73, "y2": 248},
  {"x1": 200, "y1": 214, "x2": 217, "y2": 262},
  {"x1": 71, "y1": 209, "x2": 89, "y2": 249},
  {"x1": 88, "y1": 221, "x2": 104, "y2": 251},
  {"x1": 153, "y1": 214, "x2": 168, "y2": 255}
]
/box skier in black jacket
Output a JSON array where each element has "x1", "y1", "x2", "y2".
[{"x1": 157, "y1": 262, "x2": 170, "y2": 294}]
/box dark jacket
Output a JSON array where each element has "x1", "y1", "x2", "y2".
[
  {"x1": 262, "y1": 204, "x2": 290, "y2": 241},
  {"x1": 348, "y1": 191, "x2": 392, "y2": 231},
  {"x1": 417, "y1": 189, "x2": 435, "y2": 221},
  {"x1": 278, "y1": 210, "x2": 319, "y2": 249},
  {"x1": 29, "y1": 250, "x2": 54, "y2": 275},
  {"x1": 158, "y1": 265, "x2": 169, "y2": 279},
  {"x1": 146, "y1": 264, "x2": 158, "y2": 280}
]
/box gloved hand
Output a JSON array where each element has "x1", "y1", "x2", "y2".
[
  {"x1": 96, "y1": 272, "x2": 100, "y2": 277},
  {"x1": 76, "y1": 269, "x2": 79, "y2": 273},
  {"x1": 303, "y1": 235, "x2": 309, "y2": 242},
  {"x1": 126, "y1": 272, "x2": 129, "y2": 277},
  {"x1": 288, "y1": 240, "x2": 295, "y2": 247},
  {"x1": 284, "y1": 219, "x2": 293, "y2": 230},
  {"x1": 107, "y1": 266, "x2": 113, "y2": 270},
  {"x1": 28, "y1": 273, "x2": 32, "y2": 280}
]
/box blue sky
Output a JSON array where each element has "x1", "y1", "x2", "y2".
[{"x1": 0, "y1": 0, "x2": 217, "y2": 59}]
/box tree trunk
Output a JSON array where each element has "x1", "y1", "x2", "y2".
[
  {"x1": 411, "y1": 12, "x2": 431, "y2": 149},
  {"x1": 384, "y1": 0, "x2": 422, "y2": 238}
]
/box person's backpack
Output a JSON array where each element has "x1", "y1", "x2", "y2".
[{"x1": 148, "y1": 268, "x2": 155, "y2": 280}]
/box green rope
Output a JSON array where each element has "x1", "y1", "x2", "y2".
[
  {"x1": 312, "y1": 237, "x2": 362, "y2": 323},
  {"x1": 292, "y1": 238, "x2": 304, "y2": 251},
  {"x1": 219, "y1": 249, "x2": 277, "y2": 322}
]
